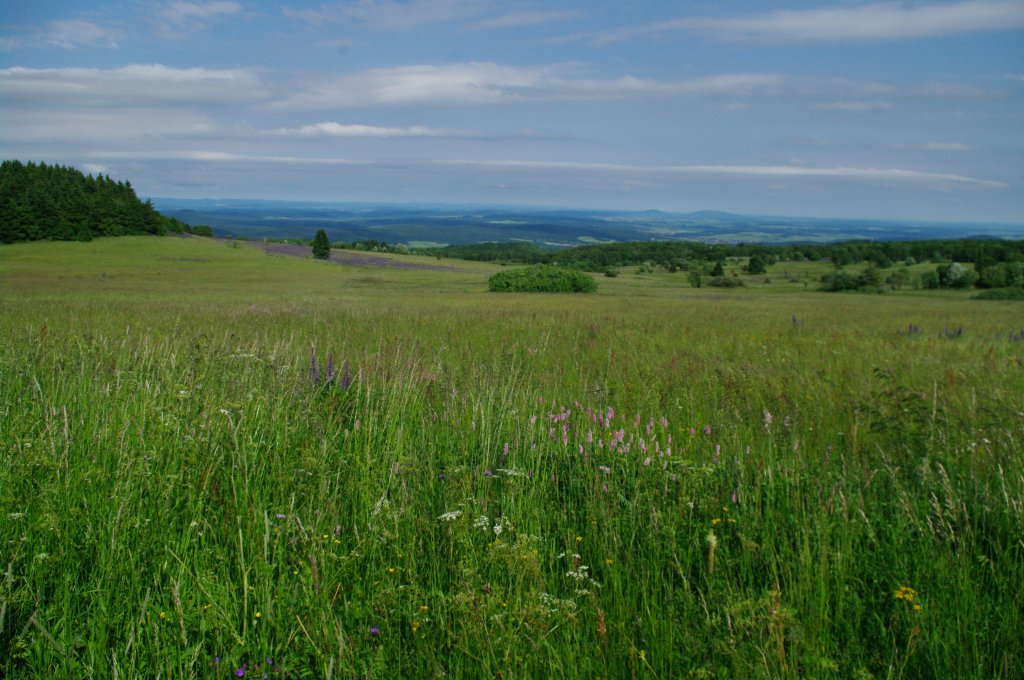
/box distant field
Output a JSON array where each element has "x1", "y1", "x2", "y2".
[{"x1": 2, "y1": 236, "x2": 1022, "y2": 678}]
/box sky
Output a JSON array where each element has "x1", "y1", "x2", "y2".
[{"x1": 2, "y1": 0, "x2": 1023, "y2": 222}]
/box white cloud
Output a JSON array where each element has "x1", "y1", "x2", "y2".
[
  {"x1": 155, "y1": 0, "x2": 242, "y2": 36},
  {"x1": 269, "y1": 62, "x2": 975, "y2": 109},
  {"x1": 1, "y1": 19, "x2": 124, "y2": 50},
  {"x1": 467, "y1": 10, "x2": 579, "y2": 31},
  {"x1": 271, "y1": 63, "x2": 789, "y2": 108},
  {"x1": 816, "y1": 101, "x2": 894, "y2": 111},
  {"x1": 924, "y1": 141, "x2": 974, "y2": 151},
  {"x1": 262, "y1": 121, "x2": 472, "y2": 138},
  {"x1": 1, "y1": 108, "x2": 219, "y2": 142},
  {"x1": 0, "y1": 64, "x2": 267, "y2": 107},
  {"x1": 44, "y1": 20, "x2": 124, "y2": 48},
  {"x1": 77, "y1": 151, "x2": 1004, "y2": 188},
  {"x1": 283, "y1": 0, "x2": 488, "y2": 30},
  {"x1": 436, "y1": 159, "x2": 1003, "y2": 186},
  {"x1": 583, "y1": 0, "x2": 1024, "y2": 45}
]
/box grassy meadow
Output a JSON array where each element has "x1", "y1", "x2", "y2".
[{"x1": 1, "y1": 236, "x2": 1023, "y2": 678}]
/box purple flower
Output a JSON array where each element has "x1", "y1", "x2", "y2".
[
  {"x1": 309, "y1": 346, "x2": 320, "y2": 384},
  {"x1": 213, "y1": 657, "x2": 221, "y2": 665},
  {"x1": 325, "y1": 354, "x2": 335, "y2": 383},
  {"x1": 275, "y1": 513, "x2": 286, "y2": 519},
  {"x1": 236, "y1": 668, "x2": 245, "y2": 677},
  {"x1": 339, "y1": 360, "x2": 352, "y2": 389},
  {"x1": 484, "y1": 470, "x2": 493, "y2": 477},
  {"x1": 370, "y1": 626, "x2": 380, "y2": 635}
]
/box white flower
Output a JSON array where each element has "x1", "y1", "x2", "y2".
[{"x1": 437, "y1": 510, "x2": 463, "y2": 522}]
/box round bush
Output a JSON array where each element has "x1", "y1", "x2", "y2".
[{"x1": 488, "y1": 265, "x2": 598, "y2": 293}]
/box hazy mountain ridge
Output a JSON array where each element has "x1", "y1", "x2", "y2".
[{"x1": 150, "y1": 198, "x2": 1024, "y2": 246}]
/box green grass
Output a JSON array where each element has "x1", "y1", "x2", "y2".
[{"x1": 1, "y1": 236, "x2": 1023, "y2": 678}]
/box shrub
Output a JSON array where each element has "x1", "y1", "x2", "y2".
[
  {"x1": 820, "y1": 269, "x2": 862, "y2": 291},
  {"x1": 745, "y1": 255, "x2": 767, "y2": 274},
  {"x1": 488, "y1": 265, "x2": 597, "y2": 293},
  {"x1": 974, "y1": 288, "x2": 1024, "y2": 300},
  {"x1": 706, "y1": 276, "x2": 744, "y2": 288}
]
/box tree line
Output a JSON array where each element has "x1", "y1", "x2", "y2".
[
  {"x1": 0, "y1": 160, "x2": 193, "y2": 243},
  {"x1": 421, "y1": 238, "x2": 1024, "y2": 273}
]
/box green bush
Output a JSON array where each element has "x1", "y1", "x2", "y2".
[
  {"x1": 706, "y1": 275, "x2": 744, "y2": 288},
  {"x1": 488, "y1": 264, "x2": 597, "y2": 293},
  {"x1": 974, "y1": 287, "x2": 1024, "y2": 300}
]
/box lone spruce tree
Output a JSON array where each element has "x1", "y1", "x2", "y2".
[{"x1": 312, "y1": 229, "x2": 331, "y2": 260}]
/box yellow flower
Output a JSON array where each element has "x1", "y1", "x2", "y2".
[
  {"x1": 419, "y1": 605, "x2": 429, "y2": 612},
  {"x1": 639, "y1": 650, "x2": 646, "y2": 661},
  {"x1": 387, "y1": 567, "x2": 396, "y2": 574},
  {"x1": 159, "y1": 611, "x2": 166, "y2": 620},
  {"x1": 255, "y1": 611, "x2": 261, "y2": 618},
  {"x1": 576, "y1": 536, "x2": 583, "y2": 543},
  {"x1": 606, "y1": 559, "x2": 614, "y2": 565},
  {"x1": 913, "y1": 604, "x2": 922, "y2": 612},
  {"x1": 711, "y1": 517, "x2": 722, "y2": 526},
  {"x1": 895, "y1": 585, "x2": 918, "y2": 602},
  {"x1": 411, "y1": 621, "x2": 421, "y2": 633}
]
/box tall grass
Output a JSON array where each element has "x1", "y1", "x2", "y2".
[{"x1": 1, "y1": 237, "x2": 1023, "y2": 678}]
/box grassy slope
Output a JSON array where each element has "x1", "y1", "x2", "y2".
[{"x1": 1, "y1": 236, "x2": 1022, "y2": 678}]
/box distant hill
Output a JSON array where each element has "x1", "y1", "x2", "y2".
[
  {"x1": 0, "y1": 160, "x2": 186, "y2": 243},
  {"x1": 149, "y1": 197, "x2": 1024, "y2": 247}
]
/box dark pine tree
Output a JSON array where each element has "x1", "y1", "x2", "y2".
[{"x1": 312, "y1": 229, "x2": 331, "y2": 260}]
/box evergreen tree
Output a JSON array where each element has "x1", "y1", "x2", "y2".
[
  {"x1": 312, "y1": 229, "x2": 331, "y2": 259},
  {"x1": 0, "y1": 160, "x2": 176, "y2": 243}
]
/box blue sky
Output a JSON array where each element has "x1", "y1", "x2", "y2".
[{"x1": 2, "y1": 1, "x2": 1023, "y2": 221}]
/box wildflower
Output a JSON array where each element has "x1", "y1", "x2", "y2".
[
  {"x1": 438, "y1": 510, "x2": 463, "y2": 522},
  {"x1": 236, "y1": 668, "x2": 245, "y2": 677},
  {"x1": 894, "y1": 585, "x2": 918, "y2": 602},
  {"x1": 411, "y1": 621, "x2": 421, "y2": 633},
  {"x1": 606, "y1": 559, "x2": 614, "y2": 565},
  {"x1": 309, "y1": 346, "x2": 319, "y2": 383},
  {"x1": 576, "y1": 536, "x2": 583, "y2": 543},
  {"x1": 420, "y1": 605, "x2": 429, "y2": 612},
  {"x1": 275, "y1": 513, "x2": 286, "y2": 519},
  {"x1": 706, "y1": 530, "x2": 718, "y2": 575},
  {"x1": 370, "y1": 626, "x2": 380, "y2": 635},
  {"x1": 639, "y1": 650, "x2": 646, "y2": 661},
  {"x1": 763, "y1": 408, "x2": 774, "y2": 428},
  {"x1": 255, "y1": 611, "x2": 261, "y2": 618},
  {"x1": 387, "y1": 567, "x2": 396, "y2": 574}
]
